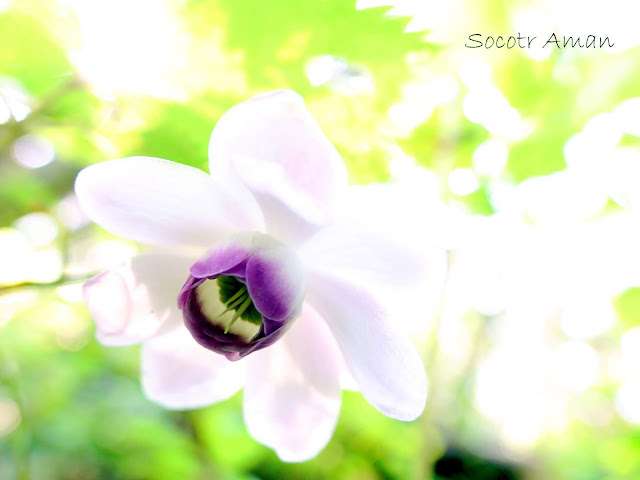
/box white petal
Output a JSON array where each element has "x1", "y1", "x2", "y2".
[
  {"x1": 299, "y1": 224, "x2": 447, "y2": 340},
  {"x1": 209, "y1": 90, "x2": 347, "y2": 240},
  {"x1": 141, "y1": 326, "x2": 245, "y2": 410},
  {"x1": 75, "y1": 157, "x2": 264, "y2": 247},
  {"x1": 298, "y1": 225, "x2": 427, "y2": 286},
  {"x1": 291, "y1": 303, "x2": 358, "y2": 392},
  {"x1": 319, "y1": 178, "x2": 449, "y2": 337},
  {"x1": 243, "y1": 304, "x2": 342, "y2": 462},
  {"x1": 306, "y1": 272, "x2": 427, "y2": 421},
  {"x1": 84, "y1": 252, "x2": 194, "y2": 346}
]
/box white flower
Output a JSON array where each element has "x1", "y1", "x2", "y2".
[{"x1": 76, "y1": 90, "x2": 435, "y2": 461}]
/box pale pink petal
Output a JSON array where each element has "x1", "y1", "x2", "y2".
[
  {"x1": 298, "y1": 225, "x2": 427, "y2": 286},
  {"x1": 335, "y1": 178, "x2": 448, "y2": 289},
  {"x1": 208, "y1": 90, "x2": 348, "y2": 241},
  {"x1": 306, "y1": 272, "x2": 427, "y2": 421},
  {"x1": 141, "y1": 326, "x2": 245, "y2": 410},
  {"x1": 317, "y1": 178, "x2": 448, "y2": 338},
  {"x1": 75, "y1": 156, "x2": 264, "y2": 247},
  {"x1": 290, "y1": 303, "x2": 358, "y2": 391},
  {"x1": 299, "y1": 224, "x2": 447, "y2": 339},
  {"x1": 243, "y1": 304, "x2": 342, "y2": 462},
  {"x1": 84, "y1": 252, "x2": 195, "y2": 346}
]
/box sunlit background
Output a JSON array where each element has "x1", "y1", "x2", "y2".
[{"x1": 1, "y1": 0, "x2": 640, "y2": 478}]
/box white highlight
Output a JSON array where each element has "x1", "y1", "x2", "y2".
[
  {"x1": 14, "y1": 212, "x2": 59, "y2": 248},
  {"x1": 0, "y1": 398, "x2": 21, "y2": 437},
  {"x1": 56, "y1": 193, "x2": 90, "y2": 231},
  {"x1": 559, "y1": 296, "x2": 616, "y2": 340},
  {"x1": 511, "y1": 7, "x2": 553, "y2": 61},
  {"x1": 472, "y1": 139, "x2": 508, "y2": 178},
  {"x1": 553, "y1": 341, "x2": 599, "y2": 393},
  {"x1": 517, "y1": 170, "x2": 607, "y2": 222},
  {"x1": 61, "y1": 0, "x2": 187, "y2": 99},
  {"x1": 616, "y1": 382, "x2": 640, "y2": 424},
  {"x1": 448, "y1": 168, "x2": 480, "y2": 196},
  {"x1": 615, "y1": 97, "x2": 640, "y2": 137},
  {"x1": 620, "y1": 327, "x2": 640, "y2": 368},
  {"x1": 12, "y1": 135, "x2": 55, "y2": 169},
  {"x1": 0, "y1": 80, "x2": 31, "y2": 123},
  {"x1": 0, "y1": 230, "x2": 62, "y2": 285},
  {"x1": 306, "y1": 55, "x2": 347, "y2": 87}
]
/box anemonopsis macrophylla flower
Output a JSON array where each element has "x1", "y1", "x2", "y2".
[
  {"x1": 76, "y1": 90, "x2": 442, "y2": 462},
  {"x1": 179, "y1": 232, "x2": 305, "y2": 360}
]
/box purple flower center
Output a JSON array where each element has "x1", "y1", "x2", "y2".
[{"x1": 177, "y1": 233, "x2": 305, "y2": 361}]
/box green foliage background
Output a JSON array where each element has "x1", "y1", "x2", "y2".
[{"x1": 1, "y1": 0, "x2": 639, "y2": 479}]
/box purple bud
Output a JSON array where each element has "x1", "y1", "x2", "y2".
[{"x1": 178, "y1": 233, "x2": 305, "y2": 361}]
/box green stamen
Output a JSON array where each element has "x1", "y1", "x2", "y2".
[
  {"x1": 224, "y1": 284, "x2": 247, "y2": 304},
  {"x1": 221, "y1": 289, "x2": 249, "y2": 314},
  {"x1": 215, "y1": 276, "x2": 263, "y2": 332},
  {"x1": 224, "y1": 296, "x2": 253, "y2": 334}
]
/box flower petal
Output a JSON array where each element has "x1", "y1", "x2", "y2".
[
  {"x1": 306, "y1": 272, "x2": 427, "y2": 421},
  {"x1": 298, "y1": 224, "x2": 447, "y2": 340},
  {"x1": 188, "y1": 233, "x2": 254, "y2": 279},
  {"x1": 298, "y1": 225, "x2": 427, "y2": 286},
  {"x1": 84, "y1": 252, "x2": 194, "y2": 346},
  {"x1": 141, "y1": 326, "x2": 245, "y2": 409},
  {"x1": 290, "y1": 303, "x2": 357, "y2": 391},
  {"x1": 243, "y1": 304, "x2": 342, "y2": 462},
  {"x1": 208, "y1": 90, "x2": 348, "y2": 240},
  {"x1": 246, "y1": 244, "x2": 306, "y2": 325},
  {"x1": 309, "y1": 174, "x2": 448, "y2": 338},
  {"x1": 75, "y1": 156, "x2": 264, "y2": 247}
]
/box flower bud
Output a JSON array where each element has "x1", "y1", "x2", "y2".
[{"x1": 178, "y1": 233, "x2": 305, "y2": 361}]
